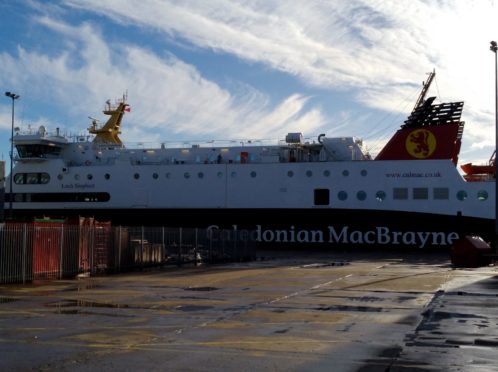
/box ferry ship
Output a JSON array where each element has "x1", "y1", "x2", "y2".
[{"x1": 5, "y1": 72, "x2": 495, "y2": 248}]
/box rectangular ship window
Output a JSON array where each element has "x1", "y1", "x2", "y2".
[
  {"x1": 433, "y1": 187, "x2": 449, "y2": 200},
  {"x1": 393, "y1": 188, "x2": 408, "y2": 200},
  {"x1": 413, "y1": 187, "x2": 429, "y2": 200},
  {"x1": 314, "y1": 188, "x2": 330, "y2": 206}
]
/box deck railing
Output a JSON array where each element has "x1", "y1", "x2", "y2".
[{"x1": 0, "y1": 222, "x2": 256, "y2": 284}]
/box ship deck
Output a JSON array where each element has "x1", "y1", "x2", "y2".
[{"x1": 1, "y1": 251, "x2": 497, "y2": 371}]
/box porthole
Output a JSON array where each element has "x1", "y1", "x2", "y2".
[
  {"x1": 134, "y1": 173, "x2": 140, "y2": 180},
  {"x1": 360, "y1": 169, "x2": 367, "y2": 177},
  {"x1": 477, "y1": 190, "x2": 488, "y2": 201},
  {"x1": 306, "y1": 170, "x2": 313, "y2": 177},
  {"x1": 287, "y1": 170, "x2": 294, "y2": 177},
  {"x1": 356, "y1": 191, "x2": 367, "y2": 201},
  {"x1": 198, "y1": 172, "x2": 204, "y2": 179},
  {"x1": 166, "y1": 172, "x2": 171, "y2": 179},
  {"x1": 250, "y1": 171, "x2": 257, "y2": 178},
  {"x1": 57, "y1": 174, "x2": 63, "y2": 180},
  {"x1": 456, "y1": 190, "x2": 467, "y2": 201},
  {"x1": 376, "y1": 191, "x2": 386, "y2": 202},
  {"x1": 87, "y1": 174, "x2": 93, "y2": 180},
  {"x1": 104, "y1": 173, "x2": 110, "y2": 180},
  {"x1": 342, "y1": 170, "x2": 349, "y2": 177},
  {"x1": 184, "y1": 172, "x2": 190, "y2": 179},
  {"x1": 153, "y1": 173, "x2": 159, "y2": 179},
  {"x1": 323, "y1": 170, "x2": 330, "y2": 177},
  {"x1": 338, "y1": 191, "x2": 348, "y2": 201},
  {"x1": 231, "y1": 171, "x2": 237, "y2": 178},
  {"x1": 217, "y1": 172, "x2": 223, "y2": 178},
  {"x1": 74, "y1": 174, "x2": 80, "y2": 180}
]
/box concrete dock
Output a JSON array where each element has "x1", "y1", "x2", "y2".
[{"x1": 0, "y1": 251, "x2": 497, "y2": 371}]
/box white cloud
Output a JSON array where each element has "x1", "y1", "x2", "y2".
[
  {"x1": 0, "y1": 16, "x2": 325, "y2": 143},
  {"x1": 2, "y1": 0, "x2": 497, "y2": 164},
  {"x1": 61, "y1": 0, "x2": 498, "y2": 163}
]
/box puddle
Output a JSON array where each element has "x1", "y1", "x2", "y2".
[
  {"x1": 184, "y1": 286, "x2": 219, "y2": 292},
  {"x1": 300, "y1": 262, "x2": 349, "y2": 268},
  {"x1": 315, "y1": 305, "x2": 383, "y2": 312},
  {"x1": 45, "y1": 299, "x2": 128, "y2": 309},
  {"x1": 274, "y1": 328, "x2": 290, "y2": 334},
  {"x1": 175, "y1": 305, "x2": 213, "y2": 312},
  {"x1": 62, "y1": 281, "x2": 102, "y2": 292},
  {"x1": 0, "y1": 297, "x2": 20, "y2": 304}
]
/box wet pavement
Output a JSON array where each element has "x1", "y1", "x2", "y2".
[{"x1": 0, "y1": 251, "x2": 497, "y2": 371}]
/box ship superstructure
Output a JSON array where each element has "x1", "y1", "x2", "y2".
[{"x1": 5, "y1": 74, "x2": 495, "y2": 248}]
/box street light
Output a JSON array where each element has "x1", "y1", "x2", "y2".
[
  {"x1": 4, "y1": 91, "x2": 20, "y2": 220},
  {"x1": 491, "y1": 41, "x2": 498, "y2": 243}
]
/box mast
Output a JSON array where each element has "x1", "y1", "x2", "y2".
[
  {"x1": 88, "y1": 94, "x2": 129, "y2": 145},
  {"x1": 412, "y1": 69, "x2": 435, "y2": 112}
]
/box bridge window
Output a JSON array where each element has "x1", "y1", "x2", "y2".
[{"x1": 16, "y1": 144, "x2": 62, "y2": 158}]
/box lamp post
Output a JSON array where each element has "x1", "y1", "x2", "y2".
[
  {"x1": 491, "y1": 42, "x2": 498, "y2": 243},
  {"x1": 4, "y1": 91, "x2": 20, "y2": 220}
]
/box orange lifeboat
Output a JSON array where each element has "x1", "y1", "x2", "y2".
[{"x1": 460, "y1": 152, "x2": 496, "y2": 181}]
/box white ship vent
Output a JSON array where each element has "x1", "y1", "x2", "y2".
[{"x1": 285, "y1": 132, "x2": 303, "y2": 144}]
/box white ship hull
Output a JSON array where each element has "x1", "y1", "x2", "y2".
[{"x1": 5, "y1": 78, "x2": 496, "y2": 249}]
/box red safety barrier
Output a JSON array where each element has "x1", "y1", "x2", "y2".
[{"x1": 450, "y1": 235, "x2": 493, "y2": 268}]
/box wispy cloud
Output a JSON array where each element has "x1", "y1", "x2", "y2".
[
  {"x1": 1, "y1": 0, "x2": 496, "y2": 163},
  {"x1": 61, "y1": 0, "x2": 498, "y2": 162},
  {"x1": 0, "y1": 15, "x2": 325, "y2": 142}
]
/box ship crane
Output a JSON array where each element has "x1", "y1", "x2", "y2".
[
  {"x1": 88, "y1": 95, "x2": 129, "y2": 145},
  {"x1": 412, "y1": 69, "x2": 436, "y2": 112}
]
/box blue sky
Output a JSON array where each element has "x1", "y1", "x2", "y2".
[{"x1": 1, "y1": 0, "x2": 497, "y2": 171}]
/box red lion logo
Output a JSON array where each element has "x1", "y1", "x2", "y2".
[
  {"x1": 409, "y1": 131, "x2": 430, "y2": 156},
  {"x1": 406, "y1": 129, "x2": 436, "y2": 158}
]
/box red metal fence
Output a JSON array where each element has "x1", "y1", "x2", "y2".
[{"x1": 0, "y1": 221, "x2": 256, "y2": 284}]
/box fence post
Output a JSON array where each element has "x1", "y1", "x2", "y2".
[
  {"x1": 194, "y1": 228, "x2": 198, "y2": 266},
  {"x1": 59, "y1": 225, "x2": 64, "y2": 279},
  {"x1": 141, "y1": 226, "x2": 144, "y2": 269},
  {"x1": 178, "y1": 227, "x2": 182, "y2": 266},
  {"x1": 90, "y1": 225, "x2": 95, "y2": 275},
  {"x1": 117, "y1": 226, "x2": 122, "y2": 273},
  {"x1": 162, "y1": 226, "x2": 165, "y2": 264},
  {"x1": 209, "y1": 230, "x2": 213, "y2": 264},
  {"x1": 22, "y1": 223, "x2": 27, "y2": 284}
]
